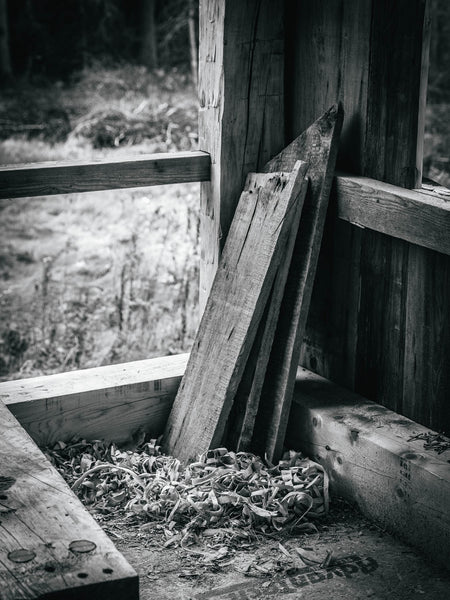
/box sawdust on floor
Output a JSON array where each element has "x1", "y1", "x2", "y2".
[{"x1": 99, "y1": 498, "x2": 450, "y2": 600}]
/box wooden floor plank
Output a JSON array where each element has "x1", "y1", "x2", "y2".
[
  {"x1": 163, "y1": 162, "x2": 308, "y2": 463},
  {"x1": 252, "y1": 104, "x2": 343, "y2": 462},
  {"x1": 0, "y1": 401, "x2": 138, "y2": 599}
]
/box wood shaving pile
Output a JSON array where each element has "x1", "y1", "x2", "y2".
[{"x1": 45, "y1": 441, "x2": 328, "y2": 545}]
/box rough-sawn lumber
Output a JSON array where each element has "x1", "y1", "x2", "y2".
[
  {"x1": 286, "y1": 367, "x2": 450, "y2": 573},
  {"x1": 3, "y1": 352, "x2": 449, "y2": 573},
  {"x1": 335, "y1": 173, "x2": 450, "y2": 256},
  {"x1": 0, "y1": 151, "x2": 210, "y2": 199},
  {"x1": 0, "y1": 400, "x2": 138, "y2": 599},
  {"x1": 252, "y1": 103, "x2": 343, "y2": 462},
  {"x1": 224, "y1": 204, "x2": 300, "y2": 453},
  {"x1": 163, "y1": 162, "x2": 308, "y2": 463}
]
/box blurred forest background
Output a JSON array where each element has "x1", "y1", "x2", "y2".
[
  {"x1": 0, "y1": 0, "x2": 449, "y2": 380},
  {"x1": 424, "y1": 0, "x2": 450, "y2": 186},
  {"x1": 0, "y1": 0, "x2": 201, "y2": 380}
]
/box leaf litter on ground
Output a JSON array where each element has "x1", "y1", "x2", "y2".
[{"x1": 44, "y1": 439, "x2": 329, "y2": 569}]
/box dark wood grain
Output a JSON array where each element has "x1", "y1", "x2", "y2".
[
  {"x1": 356, "y1": 0, "x2": 428, "y2": 412},
  {"x1": 285, "y1": 0, "x2": 448, "y2": 432},
  {"x1": 285, "y1": 0, "x2": 372, "y2": 391},
  {"x1": 403, "y1": 247, "x2": 450, "y2": 431}
]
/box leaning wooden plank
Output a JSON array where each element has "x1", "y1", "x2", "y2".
[
  {"x1": 286, "y1": 367, "x2": 450, "y2": 573},
  {"x1": 163, "y1": 162, "x2": 308, "y2": 463},
  {"x1": 223, "y1": 287, "x2": 274, "y2": 451},
  {"x1": 0, "y1": 400, "x2": 138, "y2": 599},
  {"x1": 225, "y1": 172, "x2": 307, "y2": 452},
  {"x1": 252, "y1": 104, "x2": 343, "y2": 462},
  {"x1": 0, "y1": 354, "x2": 188, "y2": 446},
  {"x1": 0, "y1": 151, "x2": 210, "y2": 199}
]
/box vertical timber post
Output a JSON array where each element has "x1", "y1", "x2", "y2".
[{"x1": 198, "y1": 0, "x2": 285, "y2": 312}]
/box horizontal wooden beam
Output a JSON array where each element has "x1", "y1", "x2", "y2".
[
  {"x1": 0, "y1": 151, "x2": 210, "y2": 199},
  {"x1": 3, "y1": 353, "x2": 450, "y2": 574},
  {"x1": 335, "y1": 173, "x2": 450, "y2": 256},
  {"x1": 0, "y1": 399, "x2": 138, "y2": 599},
  {"x1": 1, "y1": 354, "x2": 188, "y2": 446},
  {"x1": 286, "y1": 368, "x2": 450, "y2": 573},
  {"x1": 1, "y1": 151, "x2": 447, "y2": 256}
]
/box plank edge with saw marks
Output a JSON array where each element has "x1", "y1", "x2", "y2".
[
  {"x1": 0, "y1": 400, "x2": 138, "y2": 600},
  {"x1": 226, "y1": 174, "x2": 309, "y2": 451},
  {"x1": 253, "y1": 103, "x2": 343, "y2": 462},
  {"x1": 163, "y1": 162, "x2": 308, "y2": 463}
]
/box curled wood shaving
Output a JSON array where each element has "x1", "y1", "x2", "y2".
[
  {"x1": 45, "y1": 441, "x2": 329, "y2": 544},
  {"x1": 408, "y1": 431, "x2": 450, "y2": 455}
]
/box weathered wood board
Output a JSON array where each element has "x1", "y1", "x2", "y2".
[
  {"x1": 284, "y1": 0, "x2": 449, "y2": 435},
  {"x1": 0, "y1": 400, "x2": 138, "y2": 599},
  {"x1": 335, "y1": 173, "x2": 450, "y2": 256},
  {"x1": 286, "y1": 367, "x2": 450, "y2": 573},
  {"x1": 223, "y1": 289, "x2": 276, "y2": 452},
  {"x1": 0, "y1": 151, "x2": 210, "y2": 199},
  {"x1": 225, "y1": 195, "x2": 304, "y2": 452},
  {"x1": 163, "y1": 162, "x2": 308, "y2": 463},
  {"x1": 252, "y1": 104, "x2": 343, "y2": 461},
  {"x1": 3, "y1": 351, "x2": 450, "y2": 579},
  {"x1": 1, "y1": 353, "x2": 188, "y2": 446}
]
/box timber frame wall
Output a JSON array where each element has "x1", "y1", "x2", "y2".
[
  {"x1": 0, "y1": 0, "x2": 448, "y2": 433},
  {"x1": 1, "y1": 0, "x2": 450, "y2": 579},
  {"x1": 197, "y1": 0, "x2": 450, "y2": 434}
]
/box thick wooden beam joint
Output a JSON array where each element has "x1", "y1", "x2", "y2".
[
  {"x1": 198, "y1": 0, "x2": 285, "y2": 310},
  {"x1": 286, "y1": 367, "x2": 450, "y2": 573}
]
